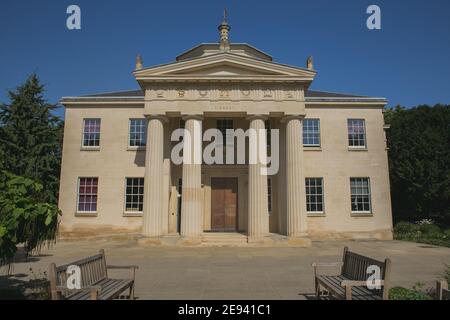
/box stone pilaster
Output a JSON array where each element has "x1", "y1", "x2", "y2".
[
  {"x1": 180, "y1": 115, "x2": 203, "y2": 240},
  {"x1": 284, "y1": 116, "x2": 308, "y2": 239},
  {"x1": 142, "y1": 115, "x2": 167, "y2": 237},
  {"x1": 247, "y1": 115, "x2": 270, "y2": 240}
]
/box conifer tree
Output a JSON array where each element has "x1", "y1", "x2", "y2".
[{"x1": 0, "y1": 74, "x2": 63, "y2": 204}]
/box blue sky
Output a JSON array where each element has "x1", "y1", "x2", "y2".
[{"x1": 1, "y1": 0, "x2": 450, "y2": 118}]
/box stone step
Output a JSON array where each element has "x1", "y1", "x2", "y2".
[{"x1": 201, "y1": 233, "x2": 248, "y2": 243}]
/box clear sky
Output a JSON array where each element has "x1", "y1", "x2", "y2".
[{"x1": 1, "y1": 0, "x2": 450, "y2": 118}]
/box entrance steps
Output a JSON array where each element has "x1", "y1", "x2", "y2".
[{"x1": 201, "y1": 232, "x2": 248, "y2": 246}]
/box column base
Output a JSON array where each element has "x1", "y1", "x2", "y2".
[
  {"x1": 247, "y1": 235, "x2": 274, "y2": 244},
  {"x1": 287, "y1": 237, "x2": 312, "y2": 247}
]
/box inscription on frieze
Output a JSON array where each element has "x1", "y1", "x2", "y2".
[{"x1": 150, "y1": 85, "x2": 302, "y2": 101}]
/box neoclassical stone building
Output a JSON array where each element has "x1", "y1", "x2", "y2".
[{"x1": 59, "y1": 18, "x2": 393, "y2": 243}]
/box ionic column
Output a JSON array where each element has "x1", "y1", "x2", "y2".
[
  {"x1": 284, "y1": 116, "x2": 308, "y2": 237},
  {"x1": 142, "y1": 115, "x2": 168, "y2": 237},
  {"x1": 180, "y1": 115, "x2": 203, "y2": 238},
  {"x1": 247, "y1": 115, "x2": 270, "y2": 240}
]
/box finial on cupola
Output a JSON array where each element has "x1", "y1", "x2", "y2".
[
  {"x1": 307, "y1": 56, "x2": 314, "y2": 70},
  {"x1": 135, "y1": 54, "x2": 143, "y2": 70},
  {"x1": 218, "y1": 8, "x2": 231, "y2": 52}
]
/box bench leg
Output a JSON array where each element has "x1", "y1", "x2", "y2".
[
  {"x1": 315, "y1": 279, "x2": 321, "y2": 300},
  {"x1": 129, "y1": 285, "x2": 135, "y2": 300}
]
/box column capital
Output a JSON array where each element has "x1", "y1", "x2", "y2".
[
  {"x1": 181, "y1": 114, "x2": 203, "y2": 121},
  {"x1": 280, "y1": 115, "x2": 305, "y2": 123},
  {"x1": 145, "y1": 114, "x2": 169, "y2": 123},
  {"x1": 246, "y1": 114, "x2": 268, "y2": 122}
]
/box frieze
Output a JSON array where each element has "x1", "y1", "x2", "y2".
[{"x1": 147, "y1": 85, "x2": 303, "y2": 101}]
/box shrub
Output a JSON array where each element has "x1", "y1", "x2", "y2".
[
  {"x1": 0, "y1": 171, "x2": 61, "y2": 266},
  {"x1": 394, "y1": 221, "x2": 450, "y2": 247},
  {"x1": 389, "y1": 286, "x2": 432, "y2": 300},
  {"x1": 418, "y1": 223, "x2": 442, "y2": 237},
  {"x1": 394, "y1": 221, "x2": 420, "y2": 235}
]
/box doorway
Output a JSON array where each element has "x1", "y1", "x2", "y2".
[{"x1": 210, "y1": 178, "x2": 238, "y2": 232}]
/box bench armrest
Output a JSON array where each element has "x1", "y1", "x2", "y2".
[
  {"x1": 340, "y1": 280, "x2": 384, "y2": 300},
  {"x1": 106, "y1": 265, "x2": 138, "y2": 281}
]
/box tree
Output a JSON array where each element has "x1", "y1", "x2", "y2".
[
  {"x1": 385, "y1": 104, "x2": 450, "y2": 226},
  {"x1": 0, "y1": 74, "x2": 63, "y2": 204},
  {"x1": 0, "y1": 171, "x2": 60, "y2": 265}
]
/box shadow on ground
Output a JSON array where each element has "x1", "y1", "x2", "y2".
[{"x1": 0, "y1": 249, "x2": 52, "y2": 300}]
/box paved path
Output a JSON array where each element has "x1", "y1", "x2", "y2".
[{"x1": 2, "y1": 240, "x2": 449, "y2": 299}]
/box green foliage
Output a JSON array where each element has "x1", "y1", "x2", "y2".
[
  {"x1": 0, "y1": 74, "x2": 63, "y2": 204},
  {"x1": 389, "y1": 286, "x2": 432, "y2": 300},
  {"x1": 394, "y1": 221, "x2": 450, "y2": 247},
  {"x1": 385, "y1": 104, "x2": 450, "y2": 226},
  {"x1": 0, "y1": 171, "x2": 61, "y2": 264}
]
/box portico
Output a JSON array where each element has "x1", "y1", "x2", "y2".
[{"x1": 140, "y1": 112, "x2": 309, "y2": 243}]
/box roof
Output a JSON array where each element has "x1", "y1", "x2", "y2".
[
  {"x1": 176, "y1": 43, "x2": 273, "y2": 62},
  {"x1": 82, "y1": 90, "x2": 145, "y2": 98}
]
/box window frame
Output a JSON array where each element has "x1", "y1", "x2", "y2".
[
  {"x1": 305, "y1": 177, "x2": 325, "y2": 215},
  {"x1": 265, "y1": 119, "x2": 272, "y2": 148},
  {"x1": 347, "y1": 119, "x2": 367, "y2": 149},
  {"x1": 350, "y1": 177, "x2": 372, "y2": 215},
  {"x1": 76, "y1": 177, "x2": 99, "y2": 215},
  {"x1": 217, "y1": 119, "x2": 234, "y2": 146},
  {"x1": 128, "y1": 118, "x2": 148, "y2": 149},
  {"x1": 123, "y1": 177, "x2": 145, "y2": 216},
  {"x1": 81, "y1": 118, "x2": 101, "y2": 149},
  {"x1": 303, "y1": 119, "x2": 321, "y2": 147},
  {"x1": 267, "y1": 178, "x2": 273, "y2": 213}
]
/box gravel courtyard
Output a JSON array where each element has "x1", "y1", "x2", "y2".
[{"x1": 2, "y1": 239, "x2": 449, "y2": 300}]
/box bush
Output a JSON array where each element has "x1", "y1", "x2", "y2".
[
  {"x1": 389, "y1": 287, "x2": 432, "y2": 300},
  {"x1": 394, "y1": 221, "x2": 450, "y2": 247},
  {"x1": 418, "y1": 222, "x2": 441, "y2": 234},
  {"x1": 0, "y1": 171, "x2": 61, "y2": 265},
  {"x1": 394, "y1": 221, "x2": 420, "y2": 235}
]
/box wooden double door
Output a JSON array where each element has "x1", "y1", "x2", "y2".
[{"x1": 211, "y1": 178, "x2": 238, "y2": 232}]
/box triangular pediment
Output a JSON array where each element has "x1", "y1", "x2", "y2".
[
  {"x1": 134, "y1": 53, "x2": 316, "y2": 82},
  {"x1": 171, "y1": 63, "x2": 279, "y2": 76}
]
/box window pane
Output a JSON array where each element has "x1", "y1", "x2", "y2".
[
  {"x1": 303, "y1": 119, "x2": 320, "y2": 146},
  {"x1": 305, "y1": 178, "x2": 324, "y2": 213},
  {"x1": 348, "y1": 119, "x2": 366, "y2": 147},
  {"x1": 83, "y1": 119, "x2": 101, "y2": 147},
  {"x1": 350, "y1": 178, "x2": 371, "y2": 213},
  {"x1": 77, "y1": 177, "x2": 98, "y2": 212},
  {"x1": 125, "y1": 178, "x2": 145, "y2": 213},
  {"x1": 129, "y1": 119, "x2": 147, "y2": 147},
  {"x1": 216, "y1": 119, "x2": 234, "y2": 146}
]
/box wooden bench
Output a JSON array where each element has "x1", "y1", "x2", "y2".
[
  {"x1": 312, "y1": 247, "x2": 391, "y2": 300},
  {"x1": 49, "y1": 249, "x2": 138, "y2": 300},
  {"x1": 436, "y1": 280, "x2": 450, "y2": 300}
]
